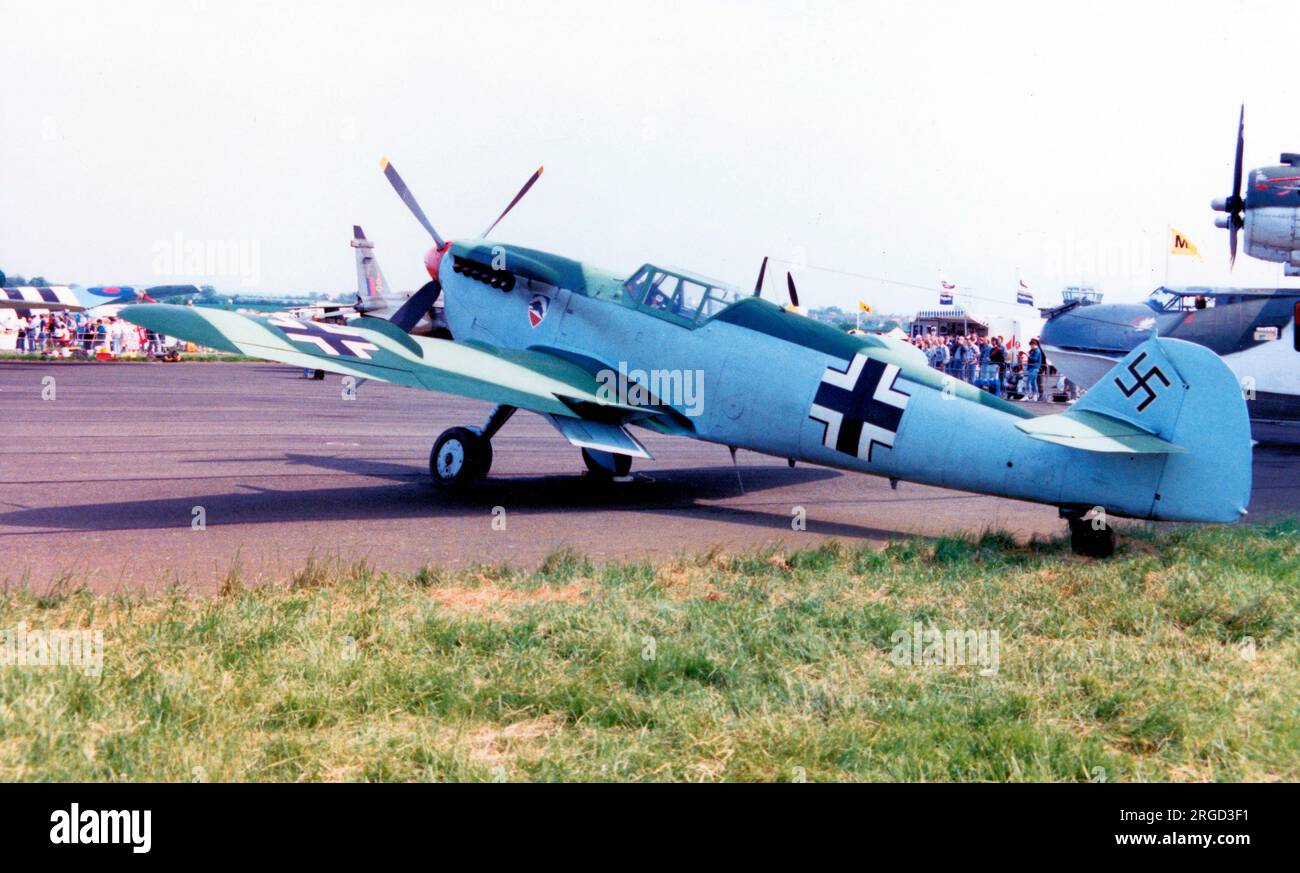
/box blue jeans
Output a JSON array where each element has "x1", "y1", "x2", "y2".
[{"x1": 980, "y1": 364, "x2": 1000, "y2": 395}]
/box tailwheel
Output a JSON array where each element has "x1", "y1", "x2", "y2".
[
  {"x1": 430, "y1": 427, "x2": 492, "y2": 490},
  {"x1": 581, "y1": 447, "x2": 633, "y2": 479},
  {"x1": 1067, "y1": 516, "x2": 1117, "y2": 558}
]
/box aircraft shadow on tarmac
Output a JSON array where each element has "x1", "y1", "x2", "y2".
[{"x1": 0, "y1": 457, "x2": 917, "y2": 541}]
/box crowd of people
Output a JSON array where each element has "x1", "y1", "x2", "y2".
[
  {"x1": 908, "y1": 332, "x2": 1051, "y2": 401},
  {"x1": 5, "y1": 311, "x2": 166, "y2": 357},
  {"x1": 8, "y1": 310, "x2": 1064, "y2": 404}
]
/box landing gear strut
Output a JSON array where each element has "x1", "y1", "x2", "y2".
[
  {"x1": 1065, "y1": 513, "x2": 1117, "y2": 558},
  {"x1": 428, "y1": 405, "x2": 515, "y2": 491}
]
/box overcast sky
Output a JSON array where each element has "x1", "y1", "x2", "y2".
[{"x1": 2, "y1": 0, "x2": 1295, "y2": 313}]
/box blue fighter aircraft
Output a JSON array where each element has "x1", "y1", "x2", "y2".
[{"x1": 120, "y1": 158, "x2": 1254, "y2": 557}]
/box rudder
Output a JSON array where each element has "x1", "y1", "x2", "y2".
[
  {"x1": 351, "y1": 225, "x2": 394, "y2": 314},
  {"x1": 1073, "y1": 337, "x2": 1251, "y2": 522}
]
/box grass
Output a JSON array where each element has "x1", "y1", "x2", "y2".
[{"x1": 0, "y1": 520, "x2": 1297, "y2": 782}]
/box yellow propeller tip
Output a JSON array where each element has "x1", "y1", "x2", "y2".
[{"x1": 379, "y1": 156, "x2": 390, "y2": 171}]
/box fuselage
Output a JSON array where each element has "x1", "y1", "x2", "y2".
[{"x1": 433, "y1": 240, "x2": 1249, "y2": 521}]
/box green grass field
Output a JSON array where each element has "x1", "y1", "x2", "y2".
[{"x1": 2, "y1": 520, "x2": 1296, "y2": 782}]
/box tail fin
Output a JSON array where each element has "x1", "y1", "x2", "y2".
[
  {"x1": 1061, "y1": 338, "x2": 1251, "y2": 521},
  {"x1": 351, "y1": 225, "x2": 393, "y2": 314}
]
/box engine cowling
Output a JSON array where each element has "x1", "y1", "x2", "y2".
[{"x1": 1241, "y1": 163, "x2": 1300, "y2": 267}]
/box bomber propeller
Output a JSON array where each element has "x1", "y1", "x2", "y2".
[{"x1": 1211, "y1": 104, "x2": 1246, "y2": 267}]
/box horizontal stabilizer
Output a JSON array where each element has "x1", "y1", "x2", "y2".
[
  {"x1": 1015, "y1": 409, "x2": 1185, "y2": 453},
  {"x1": 546, "y1": 415, "x2": 653, "y2": 459}
]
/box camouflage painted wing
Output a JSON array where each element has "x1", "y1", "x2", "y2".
[{"x1": 119, "y1": 304, "x2": 651, "y2": 420}]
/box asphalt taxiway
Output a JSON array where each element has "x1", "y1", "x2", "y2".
[{"x1": 2, "y1": 361, "x2": 1296, "y2": 591}]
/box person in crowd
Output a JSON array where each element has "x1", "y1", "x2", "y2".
[
  {"x1": 988, "y1": 337, "x2": 1007, "y2": 397},
  {"x1": 56, "y1": 314, "x2": 71, "y2": 353},
  {"x1": 1009, "y1": 351, "x2": 1028, "y2": 399},
  {"x1": 949, "y1": 336, "x2": 969, "y2": 382},
  {"x1": 1026, "y1": 338, "x2": 1044, "y2": 402},
  {"x1": 929, "y1": 336, "x2": 950, "y2": 372},
  {"x1": 975, "y1": 337, "x2": 993, "y2": 393},
  {"x1": 962, "y1": 336, "x2": 977, "y2": 382}
]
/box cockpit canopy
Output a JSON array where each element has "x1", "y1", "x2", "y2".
[
  {"x1": 623, "y1": 264, "x2": 742, "y2": 325},
  {"x1": 1146, "y1": 287, "x2": 1222, "y2": 313}
]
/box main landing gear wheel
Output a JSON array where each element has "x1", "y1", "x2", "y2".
[
  {"x1": 430, "y1": 427, "x2": 491, "y2": 490},
  {"x1": 1067, "y1": 516, "x2": 1117, "y2": 558},
  {"x1": 582, "y1": 447, "x2": 632, "y2": 479}
]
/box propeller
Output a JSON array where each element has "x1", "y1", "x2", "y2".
[
  {"x1": 785, "y1": 272, "x2": 800, "y2": 309},
  {"x1": 1211, "y1": 104, "x2": 1246, "y2": 267},
  {"x1": 481, "y1": 166, "x2": 544, "y2": 238},
  {"x1": 379, "y1": 157, "x2": 545, "y2": 288},
  {"x1": 753, "y1": 256, "x2": 768, "y2": 297},
  {"x1": 380, "y1": 157, "x2": 444, "y2": 248},
  {"x1": 388, "y1": 280, "x2": 444, "y2": 331}
]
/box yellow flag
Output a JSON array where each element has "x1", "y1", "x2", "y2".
[
  {"x1": 858, "y1": 300, "x2": 872, "y2": 313},
  {"x1": 1169, "y1": 228, "x2": 1202, "y2": 260}
]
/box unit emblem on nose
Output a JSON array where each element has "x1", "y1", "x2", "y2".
[
  {"x1": 528, "y1": 294, "x2": 549, "y2": 328},
  {"x1": 808, "y1": 353, "x2": 910, "y2": 462}
]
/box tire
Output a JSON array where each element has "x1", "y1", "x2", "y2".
[
  {"x1": 582, "y1": 448, "x2": 632, "y2": 478},
  {"x1": 430, "y1": 427, "x2": 488, "y2": 490},
  {"x1": 1068, "y1": 517, "x2": 1117, "y2": 558},
  {"x1": 473, "y1": 437, "x2": 493, "y2": 480}
]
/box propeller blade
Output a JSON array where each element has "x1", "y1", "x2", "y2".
[
  {"x1": 753, "y1": 256, "x2": 768, "y2": 297},
  {"x1": 1232, "y1": 103, "x2": 1245, "y2": 211},
  {"x1": 481, "y1": 166, "x2": 544, "y2": 239},
  {"x1": 388, "y1": 280, "x2": 442, "y2": 332},
  {"x1": 785, "y1": 272, "x2": 800, "y2": 309},
  {"x1": 1230, "y1": 104, "x2": 1245, "y2": 269},
  {"x1": 379, "y1": 156, "x2": 445, "y2": 248}
]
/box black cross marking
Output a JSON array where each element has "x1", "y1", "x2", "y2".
[
  {"x1": 809, "y1": 355, "x2": 909, "y2": 462},
  {"x1": 268, "y1": 317, "x2": 378, "y2": 358},
  {"x1": 1113, "y1": 351, "x2": 1170, "y2": 412}
]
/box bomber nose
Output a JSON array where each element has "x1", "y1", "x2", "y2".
[
  {"x1": 1038, "y1": 309, "x2": 1080, "y2": 347},
  {"x1": 1043, "y1": 303, "x2": 1159, "y2": 356}
]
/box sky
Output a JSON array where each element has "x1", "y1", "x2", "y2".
[{"x1": 1, "y1": 0, "x2": 1296, "y2": 314}]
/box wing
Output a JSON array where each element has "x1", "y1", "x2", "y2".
[
  {"x1": 2, "y1": 287, "x2": 85, "y2": 313},
  {"x1": 0, "y1": 299, "x2": 83, "y2": 312},
  {"x1": 119, "y1": 304, "x2": 657, "y2": 421}
]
